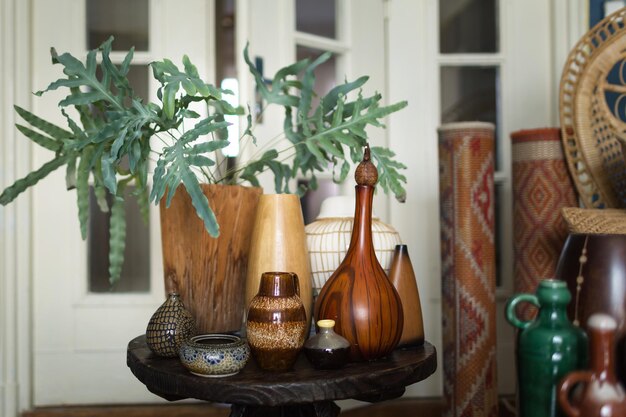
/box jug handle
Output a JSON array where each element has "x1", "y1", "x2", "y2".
[
  {"x1": 291, "y1": 273, "x2": 300, "y2": 297},
  {"x1": 558, "y1": 371, "x2": 591, "y2": 417},
  {"x1": 505, "y1": 294, "x2": 539, "y2": 330}
]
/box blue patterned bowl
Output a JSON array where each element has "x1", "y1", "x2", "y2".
[{"x1": 178, "y1": 334, "x2": 250, "y2": 377}]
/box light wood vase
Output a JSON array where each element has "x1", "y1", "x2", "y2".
[
  {"x1": 245, "y1": 194, "x2": 313, "y2": 334},
  {"x1": 389, "y1": 244, "x2": 424, "y2": 347},
  {"x1": 160, "y1": 184, "x2": 262, "y2": 334}
]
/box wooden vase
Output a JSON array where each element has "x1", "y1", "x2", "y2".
[
  {"x1": 314, "y1": 145, "x2": 404, "y2": 362},
  {"x1": 245, "y1": 194, "x2": 313, "y2": 334},
  {"x1": 160, "y1": 184, "x2": 262, "y2": 334},
  {"x1": 388, "y1": 245, "x2": 424, "y2": 347}
]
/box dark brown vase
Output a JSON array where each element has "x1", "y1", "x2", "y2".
[
  {"x1": 246, "y1": 271, "x2": 307, "y2": 371},
  {"x1": 314, "y1": 145, "x2": 404, "y2": 362},
  {"x1": 146, "y1": 292, "x2": 196, "y2": 358},
  {"x1": 389, "y1": 244, "x2": 424, "y2": 347},
  {"x1": 559, "y1": 314, "x2": 626, "y2": 417},
  {"x1": 555, "y1": 233, "x2": 626, "y2": 383}
]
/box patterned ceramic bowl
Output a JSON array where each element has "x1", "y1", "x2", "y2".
[{"x1": 178, "y1": 334, "x2": 250, "y2": 377}]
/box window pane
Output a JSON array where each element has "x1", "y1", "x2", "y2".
[
  {"x1": 440, "y1": 0, "x2": 497, "y2": 53},
  {"x1": 88, "y1": 186, "x2": 150, "y2": 293},
  {"x1": 296, "y1": 45, "x2": 337, "y2": 111},
  {"x1": 87, "y1": 0, "x2": 149, "y2": 50},
  {"x1": 296, "y1": 0, "x2": 336, "y2": 39},
  {"x1": 440, "y1": 65, "x2": 500, "y2": 168}
]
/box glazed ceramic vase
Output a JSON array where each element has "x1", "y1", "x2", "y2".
[
  {"x1": 315, "y1": 145, "x2": 403, "y2": 362},
  {"x1": 246, "y1": 271, "x2": 307, "y2": 371},
  {"x1": 305, "y1": 195, "x2": 402, "y2": 294},
  {"x1": 160, "y1": 184, "x2": 262, "y2": 333},
  {"x1": 146, "y1": 293, "x2": 196, "y2": 358},
  {"x1": 506, "y1": 280, "x2": 588, "y2": 417},
  {"x1": 245, "y1": 194, "x2": 313, "y2": 335},
  {"x1": 555, "y1": 233, "x2": 626, "y2": 383},
  {"x1": 388, "y1": 244, "x2": 424, "y2": 347},
  {"x1": 304, "y1": 319, "x2": 351, "y2": 369},
  {"x1": 559, "y1": 314, "x2": 626, "y2": 417}
]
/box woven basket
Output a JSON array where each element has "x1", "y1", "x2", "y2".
[
  {"x1": 559, "y1": 8, "x2": 626, "y2": 209},
  {"x1": 562, "y1": 207, "x2": 626, "y2": 235}
]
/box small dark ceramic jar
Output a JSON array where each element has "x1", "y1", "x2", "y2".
[{"x1": 304, "y1": 319, "x2": 351, "y2": 369}]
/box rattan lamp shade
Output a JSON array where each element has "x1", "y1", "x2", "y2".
[{"x1": 305, "y1": 196, "x2": 401, "y2": 292}]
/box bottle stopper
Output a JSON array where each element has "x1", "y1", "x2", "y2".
[{"x1": 355, "y1": 144, "x2": 378, "y2": 186}]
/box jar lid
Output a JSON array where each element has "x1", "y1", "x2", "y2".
[{"x1": 317, "y1": 319, "x2": 335, "y2": 328}]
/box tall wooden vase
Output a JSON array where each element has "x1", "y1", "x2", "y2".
[
  {"x1": 315, "y1": 145, "x2": 404, "y2": 362},
  {"x1": 160, "y1": 184, "x2": 262, "y2": 334},
  {"x1": 245, "y1": 194, "x2": 313, "y2": 334},
  {"x1": 389, "y1": 244, "x2": 424, "y2": 347}
]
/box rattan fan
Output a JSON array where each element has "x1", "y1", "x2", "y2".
[{"x1": 560, "y1": 8, "x2": 626, "y2": 208}]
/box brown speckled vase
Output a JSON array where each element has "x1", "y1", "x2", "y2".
[{"x1": 246, "y1": 271, "x2": 307, "y2": 371}]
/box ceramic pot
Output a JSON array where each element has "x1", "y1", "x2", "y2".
[
  {"x1": 305, "y1": 195, "x2": 401, "y2": 293},
  {"x1": 246, "y1": 271, "x2": 307, "y2": 371},
  {"x1": 559, "y1": 314, "x2": 626, "y2": 417},
  {"x1": 146, "y1": 292, "x2": 196, "y2": 358},
  {"x1": 555, "y1": 233, "x2": 626, "y2": 383},
  {"x1": 178, "y1": 334, "x2": 250, "y2": 378},
  {"x1": 304, "y1": 319, "x2": 351, "y2": 369},
  {"x1": 315, "y1": 145, "x2": 403, "y2": 362},
  {"x1": 506, "y1": 279, "x2": 588, "y2": 417},
  {"x1": 245, "y1": 194, "x2": 313, "y2": 335},
  {"x1": 388, "y1": 244, "x2": 424, "y2": 347},
  {"x1": 160, "y1": 184, "x2": 262, "y2": 334}
]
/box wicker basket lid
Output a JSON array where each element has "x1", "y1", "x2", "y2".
[{"x1": 562, "y1": 207, "x2": 626, "y2": 235}]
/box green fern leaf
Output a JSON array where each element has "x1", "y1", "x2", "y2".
[
  {"x1": 108, "y1": 186, "x2": 127, "y2": 285},
  {"x1": 0, "y1": 155, "x2": 68, "y2": 205}
]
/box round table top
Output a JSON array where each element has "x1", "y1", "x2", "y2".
[{"x1": 127, "y1": 335, "x2": 437, "y2": 407}]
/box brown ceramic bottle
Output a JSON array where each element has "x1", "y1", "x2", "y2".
[
  {"x1": 314, "y1": 144, "x2": 404, "y2": 361},
  {"x1": 388, "y1": 244, "x2": 425, "y2": 347},
  {"x1": 559, "y1": 313, "x2": 626, "y2": 417},
  {"x1": 246, "y1": 272, "x2": 307, "y2": 371}
]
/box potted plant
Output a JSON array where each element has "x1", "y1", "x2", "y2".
[{"x1": 0, "y1": 37, "x2": 408, "y2": 331}]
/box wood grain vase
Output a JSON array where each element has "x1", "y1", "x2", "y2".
[
  {"x1": 245, "y1": 194, "x2": 313, "y2": 334},
  {"x1": 511, "y1": 128, "x2": 577, "y2": 321},
  {"x1": 160, "y1": 184, "x2": 262, "y2": 334},
  {"x1": 438, "y1": 122, "x2": 498, "y2": 417},
  {"x1": 315, "y1": 145, "x2": 403, "y2": 362},
  {"x1": 389, "y1": 245, "x2": 424, "y2": 347}
]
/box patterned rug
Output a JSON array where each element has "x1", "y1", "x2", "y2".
[{"x1": 438, "y1": 122, "x2": 498, "y2": 417}]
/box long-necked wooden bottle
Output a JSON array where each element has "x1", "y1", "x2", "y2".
[{"x1": 314, "y1": 145, "x2": 404, "y2": 361}]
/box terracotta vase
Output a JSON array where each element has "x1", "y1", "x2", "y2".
[
  {"x1": 559, "y1": 314, "x2": 626, "y2": 417},
  {"x1": 511, "y1": 128, "x2": 577, "y2": 321},
  {"x1": 245, "y1": 194, "x2": 313, "y2": 335},
  {"x1": 160, "y1": 184, "x2": 262, "y2": 334},
  {"x1": 146, "y1": 292, "x2": 196, "y2": 358},
  {"x1": 506, "y1": 280, "x2": 587, "y2": 417},
  {"x1": 555, "y1": 233, "x2": 626, "y2": 383},
  {"x1": 388, "y1": 244, "x2": 424, "y2": 347},
  {"x1": 305, "y1": 195, "x2": 402, "y2": 294},
  {"x1": 246, "y1": 271, "x2": 307, "y2": 371},
  {"x1": 314, "y1": 145, "x2": 403, "y2": 362}
]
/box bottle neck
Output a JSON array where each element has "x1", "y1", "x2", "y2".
[
  {"x1": 590, "y1": 329, "x2": 617, "y2": 382},
  {"x1": 349, "y1": 185, "x2": 375, "y2": 253},
  {"x1": 538, "y1": 302, "x2": 571, "y2": 324}
]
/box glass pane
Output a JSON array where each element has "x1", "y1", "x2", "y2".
[
  {"x1": 440, "y1": 65, "x2": 500, "y2": 167},
  {"x1": 439, "y1": 0, "x2": 497, "y2": 53},
  {"x1": 87, "y1": 0, "x2": 149, "y2": 50},
  {"x1": 88, "y1": 186, "x2": 150, "y2": 293},
  {"x1": 296, "y1": 45, "x2": 337, "y2": 112},
  {"x1": 296, "y1": 0, "x2": 336, "y2": 39}
]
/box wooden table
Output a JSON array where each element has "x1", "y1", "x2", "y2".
[{"x1": 127, "y1": 335, "x2": 437, "y2": 417}]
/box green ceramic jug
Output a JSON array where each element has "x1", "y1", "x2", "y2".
[{"x1": 506, "y1": 279, "x2": 588, "y2": 417}]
